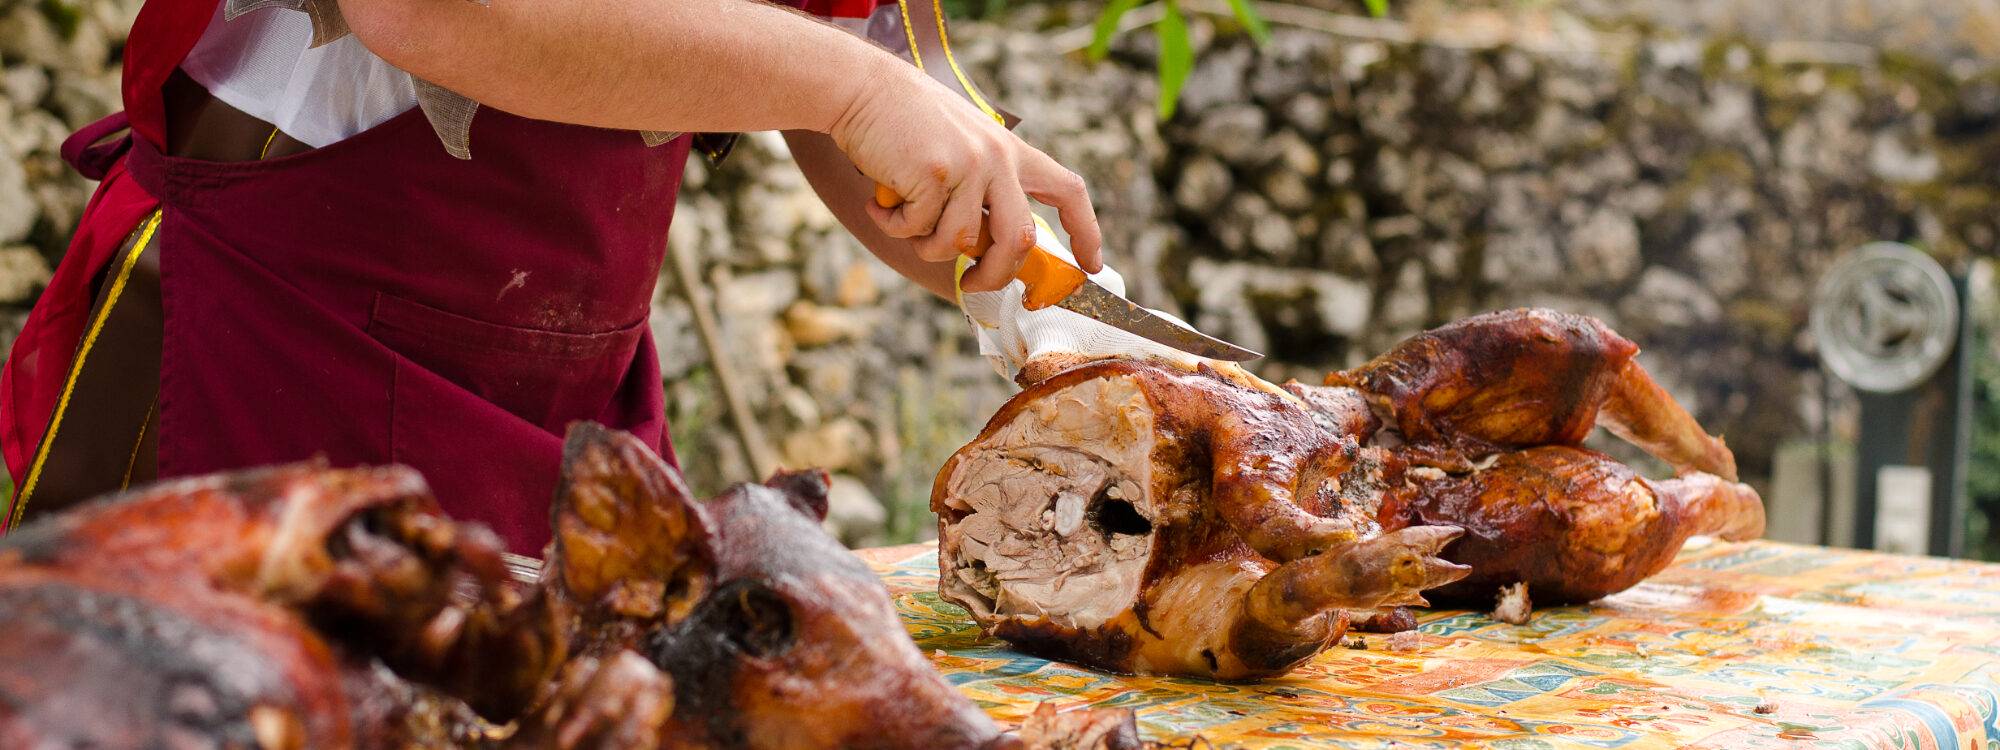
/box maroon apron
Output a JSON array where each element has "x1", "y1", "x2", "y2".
[{"x1": 120, "y1": 107, "x2": 685, "y2": 553}]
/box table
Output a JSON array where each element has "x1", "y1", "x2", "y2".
[{"x1": 856, "y1": 540, "x2": 2000, "y2": 749}]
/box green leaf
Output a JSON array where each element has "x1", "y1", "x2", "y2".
[
  {"x1": 1363, "y1": 0, "x2": 1389, "y2": 18},
  {"x1": 1087, "y1": 0, "x2": 1145, "y2": 62},
  {"x1": 1155, "y1": 0, "x2": 1194, "y2": 119},
  {"x1": 1226, "y1": 0, "x2": 1272, "y2": 45}
]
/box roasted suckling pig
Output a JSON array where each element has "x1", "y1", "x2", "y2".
[
  {"x1": 0, "y1": 423, "x2": 1136, "y2": 749},
  {"x1": 932, "y1": 308, "x2": 1764, "y2": 678},
  {"x1": 931, "y1": 359, "x2": 1471, "y2": 679},
  {"x1": 0, "y1": 461, "x2": 558, "y2": 748}
]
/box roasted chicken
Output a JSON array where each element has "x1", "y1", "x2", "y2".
[
  {"x1": 1327, "y1": 309, "x2": 1764, "y2": 606},
  {"x1": 932, "y1": 308, "x2": 1763, "y2": 678},
  {"x1": 1324, "y1": 308, "x2": 1739, "y2": 481},
  {"x1": 0, "y1": 423, "x2": 1137, "y2": 749}
]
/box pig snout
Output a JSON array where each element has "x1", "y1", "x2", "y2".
[{"x1": 882, "y1": 692, "x2": 1008, "y2": 750}]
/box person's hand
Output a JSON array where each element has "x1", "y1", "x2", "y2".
[{"x1": 828, "y1": 58, "x2": 1102, "y2": 293}]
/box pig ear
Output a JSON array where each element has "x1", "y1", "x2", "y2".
[
  {"x1": 548, "y1": 422, "x2": 718, "y2": 630},
  {"x1": 762, "y1": 468, "x2": 831, "y2": 522}
]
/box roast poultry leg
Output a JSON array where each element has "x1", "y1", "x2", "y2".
[{"x1": 1599, "y1": 358, "x2": 1740, "y2": 481}]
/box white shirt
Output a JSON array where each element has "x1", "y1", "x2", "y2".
[{"x1": 180, "y1": 4, "x2": 416, "y2": 148}]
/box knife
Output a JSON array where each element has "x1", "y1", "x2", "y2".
[{"x1": 874, "y1": 185, "x2": 1261, "y2": 362}]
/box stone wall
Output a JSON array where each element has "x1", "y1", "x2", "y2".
[
  {"x1": 1115, "y1": 11, "x2": 2000, "y2": 478},
  {"x1": 2, "y1": 0, "x2": 1995, "y2": 544},
  {"x1": 0, "y1": 0, "x2": 130, "y2": 328}
]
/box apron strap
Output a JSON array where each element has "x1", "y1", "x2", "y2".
[{"x1": 61, "y1": 112, "x2": 135, "y2": 181}]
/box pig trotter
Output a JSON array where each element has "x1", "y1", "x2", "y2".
[
  {"x1": 508, "y1": 652, "x2": 674, "y2": 750},
  {"x1": 1013, "y1": 703, "x2": 1144, "y2": 750},
  {"x1": 1243, "y1": 526, "x2": 1469, "y2": 633}
]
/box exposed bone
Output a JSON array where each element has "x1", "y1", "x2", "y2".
[{"x1": 939, "y1": 376, "x2": 1156, "y2": 629}]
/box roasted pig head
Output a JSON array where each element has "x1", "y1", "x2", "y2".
[
  {"x1": 0, "y1": 422, "x2": 1140, "y2": 750},
  {"x1": 649, "y1": 467, "x2": 1016, "y2": 749},
  {"x1": 932, "y1": 360, "x2": 1469, "y2": 679},
  {"x1": 547, "y1": 424, "x2": 1133, "y2": 750}
]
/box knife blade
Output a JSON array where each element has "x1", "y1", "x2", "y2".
[
  {"x1": 874, "y1": 185, "x2": 1261, "y2": 362},
  {"x1": 1050, "y1": 280, "x2": 1261, "y2": 361}
]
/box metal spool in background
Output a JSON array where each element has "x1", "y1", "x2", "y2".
[
  {"x1": 1807, "y1": 241, "x2": 1971, "y2": 558},
  {"x1": 1811, "y1": 242, "x2": 1959, "y2": 394}
]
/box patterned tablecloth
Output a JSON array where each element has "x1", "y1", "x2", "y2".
[{"x1": 854, "y1": 540, "x2": 2000, "y2": 749}]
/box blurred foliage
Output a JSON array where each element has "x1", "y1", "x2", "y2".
[
  {"x1": 663, "y1": 366, "x2": 732, "y2": 499},
  {"x1": 884, "y1": 366, "x2": 982, "y2": 543},
  {"x1": 1086, "y1": 0, "x2": 1269, "y2": 119},
  {"x1": 937, "y1": 0, "x2": 1386, "y2": 119},
  {"x1": 38, "y1": 0, "x2": 85, "y2": 38},
  {"x1": 1969, "y1": 306, "x2": 2000, "y2": 562}
]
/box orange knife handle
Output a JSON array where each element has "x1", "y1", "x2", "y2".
[
  {"x1": 873, "y1": 183, "x2": 903, "y2": 210},
  {"x1": 873, "y1": 183, "x2": 1085, "y2": 309},
  {"x1": 1014, "y1": 245, "x2": 1087, "y2": 310}
]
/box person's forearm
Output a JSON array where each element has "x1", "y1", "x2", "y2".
[
  {"x1": 344, "y1": 0, "x2": 1106, "y2": 290},
  {"x1": 783, "y1": 130, "x2": 958, "y2": 300},
  {"x1": 341, "y1": 0, "x2": 890, "y2": 135}
]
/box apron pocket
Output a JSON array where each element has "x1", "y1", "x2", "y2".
[
  {"x1": 387, "y1": 357, "x2": 564, "y2": 552},
  {"x1": 365, "y1": 291, "x2": 645, "y2": 433}
]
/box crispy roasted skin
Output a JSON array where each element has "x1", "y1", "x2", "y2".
[
  {"x1": 0, "y1": 577, "x2": 359, "y2": 748},
  {"x1": 546, "y1": 422, "x2": 717, "y2": 657},
  {"x1": 0, "y1": 426, "x2": 1135, "y2": 750},
  {"x1": 934, "y1": 360, "x2": 1466, "y2": 679},
  {"x1": 939, "y1": 308, "x2": 1762, "y2": 675},
  {"x1": 1321, "y1": 309, "x2": 1760, "y2": 606},
  {"x1": 653, "y1": 470, "x2": 1014, "y2": 750},
  {"x1": 1376, "y1": 446, "x2": 1765, "y2": 605},
  {"x1": 1327, "y1": 308, "x2": 1736, "y2": 480},
  {"x1": 0, "y1": 463, "x2": 531, "y2": 748}
]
